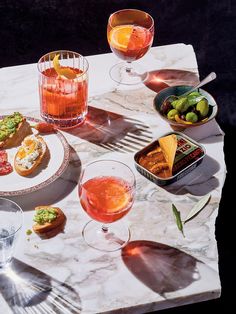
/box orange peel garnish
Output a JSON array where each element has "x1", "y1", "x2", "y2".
[{"x1": 52, "y1": 54, "x2": 77, "y2": 79}]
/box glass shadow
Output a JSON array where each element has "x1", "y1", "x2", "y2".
[{"x1": 0, "y1": 258, "x2": 81, "y2": 313}]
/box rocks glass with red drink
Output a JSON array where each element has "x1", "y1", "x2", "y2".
[{"x1": 38, "y1": 50, "x2": 89, "y2": 129}]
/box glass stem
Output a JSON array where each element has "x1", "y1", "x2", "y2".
[
  {"x1": 102, "y1": 225, "x2": 109, "y2": 233},
  {"x1": 126, "y1": 62, "x2": 132, "y2": 73}
]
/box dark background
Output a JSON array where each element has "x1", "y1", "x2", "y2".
[{"x1": 0, "y1": 0, "x2": 235, "y2": 313}]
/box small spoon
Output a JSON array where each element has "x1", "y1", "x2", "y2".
[{"x1": 164, "y1": 72, "x2": 217, "y2": 103}]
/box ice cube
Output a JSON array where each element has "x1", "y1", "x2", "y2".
[
  {"x1": 0, "y1": 228, "x2": 9, "y2": 239},
  {"x1": 0, "y1": 228, "x2": 14, "y2": 245}
]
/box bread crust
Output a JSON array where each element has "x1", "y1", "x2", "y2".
[
  {"x1": 33, "y1": 206, "x2": 66, "y2": 238},
  {"x1": 14, "y1": 136, "x2": 48, "y2": 176},
  {"x1": 0, "y1": 118, "x2": 32, "y2": 149}
]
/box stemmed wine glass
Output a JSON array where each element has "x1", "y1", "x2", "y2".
[
  {"x1": 79, "y1": 160, "x2": 136, "y2": 252},
  {"x1": 107, "y1": 9, "x2": 154, "y2": 85}
]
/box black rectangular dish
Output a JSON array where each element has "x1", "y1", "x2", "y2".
[{"x1": 134, "y1": 132, "x2": 206, "y2": 186}]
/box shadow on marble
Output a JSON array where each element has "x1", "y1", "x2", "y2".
[
  {"x1": 0, "y1": 258, "x2": 81, "y2": 314},
  {"x1": 164, "y1": 155, "x2": 220, "y2": 196},
  {"x1": 199, "y1": 134, "x2": 224, "y2": 145},
  {"x1": 144, "y1": 69, "x2": 199, "y2": 93},
  {"x1": 10, "y1": 146, "x2": 81, "y2": 211},
  {"x1": 65, "y1": 106, "x2": 153, "y2": 153},
  {"x1": 122, "y1": 240, "x2": 199, "y2": 296}
]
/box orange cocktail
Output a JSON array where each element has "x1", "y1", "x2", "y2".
[
  {"x1": 107, "y1": 9, "x2": 154, "y2": 85},
  {"x1": 108, "y1": 24, "x2": 153, "y2": 61},
  {"x1": 79, "y1": 160, "x2": 136, "y2": 252},
  {"x1": 38, "y1": 51, "x2": 88, "y2": 129},
  {"x1": 80, "y1": 176, "x2": 133, "y2": 223}
]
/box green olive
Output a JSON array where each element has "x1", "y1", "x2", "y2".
[
  {"x1": 196, "y1": 99, "x2": 209, "y2": 117},
  {"x1": 186, "y1": 112, "x2": 198, "y2": 123},
  {"x1": 167, "y1": 109, "x2": 178, "y2": 120}
]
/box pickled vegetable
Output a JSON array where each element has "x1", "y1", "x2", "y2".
[
  {"x1": 161, "y1": 90, "x2": 211, "y2": 124},
  {"x1": 196, "y1": 99, "x2": 209, "y2": 117},
  {"x1": 167, "y1": 109, "x2": 178, "y2": 120},
  {"x1": 172, "y1": 97, "x2": 189, "y2": 113},
  {"x1": 161, "y1": 100, "x2": 172, "y2": 115},
  {"x1": 186, "y1": 112, "x2": 198, "y2": 123}
]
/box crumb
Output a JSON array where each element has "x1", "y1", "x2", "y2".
[
  {"x1": 26, "y1": 229, "x2": 32, "y2": 236},
  {"x1": 27, "y1": 238, "x2": 30, "y2": 241},
  {"x1": 34, "y1": 244, "x2": 39, "y2": 249}
]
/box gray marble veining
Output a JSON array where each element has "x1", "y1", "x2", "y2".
[{"x1": 0, "y1": 45, "x2": 225, "y2": 313}]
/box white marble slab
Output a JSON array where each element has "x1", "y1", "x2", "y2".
[{"x1": 0, "y1": 44, "x2": 225, "y2": 313}]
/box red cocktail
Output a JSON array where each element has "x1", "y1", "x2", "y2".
[
  {"x1": 107, "y1": 9, "x2": 154, "y2": 85},
  {"x1": 79, "y1": 160, "x2": 136, "y2": 252},
  {"x1": 80, "y1": 176, "x2": 133, "y2": 223},
  {"x1": 108, "y1": 25, "x2": 153, "y2": 62},
  {"x1": 38, "y1": 51, "x2": 88, "y2": 129}
]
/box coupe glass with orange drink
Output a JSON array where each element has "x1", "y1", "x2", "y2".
[
  {"x1": 107, "y1": 9, "x2": 154, "y2": 85},
  {"x1": 38, "y1": 50, "x2": 89, "y2": 129},
  {"x1": 79, "y1": 160, "x2": 136, "y2": 252}
]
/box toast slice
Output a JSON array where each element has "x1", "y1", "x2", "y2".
[
  {"x1": 0, "y1": 112, "x2": 32, "y2": 148},
  {"x1": 14, "y1": 134, "x2": 48, "y2": 176},
  {"x1": 33, "y1": 206, "x2": 66, "y2": 238}
]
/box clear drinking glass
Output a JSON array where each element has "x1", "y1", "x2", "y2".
[
  {"x1": 107, "y1": 9, "x2": 154, "y2": 85},
  {"x1": 0, "y1": 198, "x2": 23, "y2": 272},
  {"x1": 38, "y1": 50, "x2": 89, "y2": 129},
  {"x1": 79, "y1": 160, "x2": 136, "y2": 252}
]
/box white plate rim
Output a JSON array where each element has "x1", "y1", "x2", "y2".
[{"x1": 0, "y1": 116, "x2": 70, "y2": 196}]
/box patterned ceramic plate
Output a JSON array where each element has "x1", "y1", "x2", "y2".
[{"x1": 0, "y1": 116, "x2": 70, "y2": 196}]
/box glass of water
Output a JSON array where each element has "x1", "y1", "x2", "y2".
[{"x1": 0, "y1": 198, "x2": 23, "y2": 272}]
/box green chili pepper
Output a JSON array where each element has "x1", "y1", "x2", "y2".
[{"x1": 172, "y1": 204, "x2": 185, "y2": 237}]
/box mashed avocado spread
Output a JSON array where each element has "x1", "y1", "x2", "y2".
[
  {"x1": 34, "y1": 208, "x2": 58, "y2": 225},
  {"x1": 0, "y1": 112, "x2": 23, "y2": 141}
]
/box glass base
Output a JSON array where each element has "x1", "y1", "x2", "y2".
[
  {"x1": 0, "y1": 260, "x2": 11, "y2": 274},
  {"x1": 109, "y1": 62, "x2": 148, "y2": 85},
  {"x1": 82, "y1": 220, "x2": 130, "y2": 252},
  {"x1": 41, "y1": 112, "x2": 87, "y2": 129}
]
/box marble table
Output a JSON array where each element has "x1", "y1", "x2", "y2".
[{"x1": 0, "y1": 44, "x2": 226, "y2": 313}]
